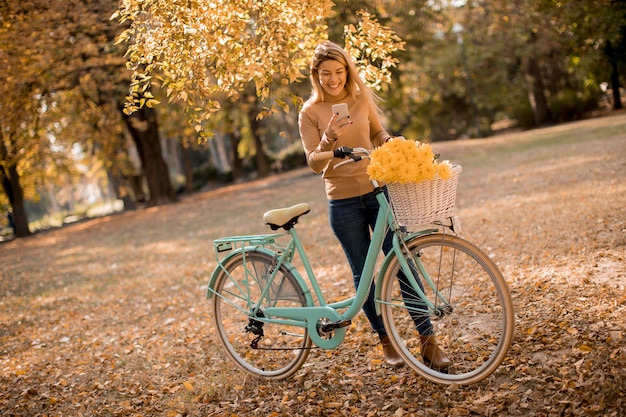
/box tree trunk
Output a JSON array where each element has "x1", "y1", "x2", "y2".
[
  {"x1": 524, "y1": 32, "x2": 552, "y2": 126},
  {"x1": 0, "y1": 162, "x2": 31, "y2": 238},
  {"x1": 243, "y1": 86, "x2": 270, "y2": 177},
  {"x1": 179, "y1": 138, "x2": 194, "y2": 193},
  {"x1": 610, "y1": 66, "x2": 623, "y2": 110},
  {"x1": 122, "y1": 106, "x2": 177, "y2": 206},
  {"x1": 210, "y1": 132, "x2": 231, "y2": 174},
  {"x1": 230, "y1": 129, "x2": 244, "y2": 181},
  {"x1": 605, "y1": 41, "x2": 623, "y2": 111},
  {"x1": 248, "y1": 109, "x2": 270, "y2": 178},
  {"x1": 524, "y1": 56, "x2": 552, "y2": 126},
  {"x1": 106, "y1": 169, "x2": 137, "y2": 210}
]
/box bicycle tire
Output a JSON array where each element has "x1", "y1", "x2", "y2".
[
  {"x1": 212, "y1": 250, "x2": 312, "y2": 379},
  {"x1": 379, "y1": 233, "x2": 514, "y2": 385}
]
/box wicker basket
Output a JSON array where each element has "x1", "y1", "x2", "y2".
[{"x1": 386, "y1": 164, "x2": 462, "y2": 230}]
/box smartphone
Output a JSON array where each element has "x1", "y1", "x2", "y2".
[{"x1": 332, "y1": 103, "x2": 349, "y2": 120}]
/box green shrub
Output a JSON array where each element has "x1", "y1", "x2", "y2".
[{"x1": 548, "y1": 89, "x2": 600, "y2": 123}]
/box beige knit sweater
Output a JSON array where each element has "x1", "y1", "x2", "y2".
[{"x1": 298, "y1": 91, "x2": 390, "y2": 200}]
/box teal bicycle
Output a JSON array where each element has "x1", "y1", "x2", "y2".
[{"x1": 207, "y1": 147, "x2": 514, "y2": 385}]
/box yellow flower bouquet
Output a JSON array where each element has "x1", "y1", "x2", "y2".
[
  {"x1": 367, "y1": 138, "x2": 462, "y2": 229},
  {"x1": 367, "y1": 138, "x2": 453, "y2": 184}
]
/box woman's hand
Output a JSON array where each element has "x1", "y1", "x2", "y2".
[{"x1": 325, "y1": 113, "x2": 352, "y2": 141}]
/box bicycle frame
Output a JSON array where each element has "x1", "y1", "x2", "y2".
[
  {"x1": 206, "y1": 145, "x2": 515, "y2": 384},
  {"x1": 207, "y1": 186, "x2": 449, "y2": 350}
]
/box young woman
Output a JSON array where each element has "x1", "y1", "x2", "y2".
[{"x1": 298, "y1": 40, "x2": 451, "y2": 370}]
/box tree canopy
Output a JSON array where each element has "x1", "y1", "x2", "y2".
[
  {"x1": 114, "y1": 0, "x2": 331, "y2": 126},
  {"x1": 1, "y1": 0, "x2": 624, "y2": 237},
  {"x1": 114, "y1": 1, "x2": 405, "y2": 132}
]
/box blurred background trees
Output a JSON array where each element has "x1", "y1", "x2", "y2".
[{"x1": 1, "y1": 0, "x2": 624, "y2": 238}]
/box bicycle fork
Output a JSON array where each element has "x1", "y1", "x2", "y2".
[{"x1": 393, "y1": 234, "x2": 454, "y2": 318}]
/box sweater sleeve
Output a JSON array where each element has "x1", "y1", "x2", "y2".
[
  {"x1": 298, "y1": 105, "x2": 335, "y2": 174},
  {"x1": 368, "y1": 106, "x2": 391, "y2": 147}
]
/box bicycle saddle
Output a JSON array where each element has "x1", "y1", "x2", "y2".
[{"x1": 263, "y1": 203, "x2": 311, "y2": 231}]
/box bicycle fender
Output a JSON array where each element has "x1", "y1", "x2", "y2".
[{"x1": 206, "y1": 247, "x2": 314, "y2": 305}]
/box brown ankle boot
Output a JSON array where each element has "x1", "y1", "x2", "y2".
[
  {"x1": 420, "y1": 335, "x2": 451, "y2": 372},
  {"x1": 380, "y1": 335, "x2": 404, "y2": 367}
]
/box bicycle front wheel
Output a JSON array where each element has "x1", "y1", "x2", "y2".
[
  {"x1": 380, "y1": 233, "x2": 514, "y2": 385},
  {"x1": 212, "y1": 250, "x2": 312, "y2": 379}
]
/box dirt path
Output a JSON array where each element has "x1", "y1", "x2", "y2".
[{"x1": 1, "y1": 113, "x2": 625, "y2": 416}]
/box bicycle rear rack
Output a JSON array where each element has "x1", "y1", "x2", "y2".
[{"x1": 214, "y1": 233, "x2": 286, "y2": 253}]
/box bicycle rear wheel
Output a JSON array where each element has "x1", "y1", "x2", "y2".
[
  {"x1": 212, "y1": 250, "x2": 312, "y2": 379},
  {"x1": 379, "y1": 233, "x2": 514, "y2": 385}
]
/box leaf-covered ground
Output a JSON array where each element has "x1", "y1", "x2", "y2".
[{"x1": 1, "y1": 113, "x2": 625, "y2": 416}]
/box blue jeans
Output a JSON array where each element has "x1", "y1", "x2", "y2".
[{"x1": 329, "y1": 189, "x2": 433, "y2": 339}]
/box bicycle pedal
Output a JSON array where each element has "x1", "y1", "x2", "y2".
[{"x1": 320, "y1": 319, "x2": 352, "y2": 333}]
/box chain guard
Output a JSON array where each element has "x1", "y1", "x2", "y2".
[{"x1": 306, "y1": 308, "x2": 348, "y2": 349}]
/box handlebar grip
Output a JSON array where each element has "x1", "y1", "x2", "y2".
[{"x1": 333, "y1": 146, "x2": 353, "y2": 158}]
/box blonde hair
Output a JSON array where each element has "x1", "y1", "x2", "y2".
[{"x1": 308, "y1": 41, "x2": 381, "y2": 113}]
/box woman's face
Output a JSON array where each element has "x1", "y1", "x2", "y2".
[{"x1": 317, "y1": 59, "x2": 347, "y2": 98}]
